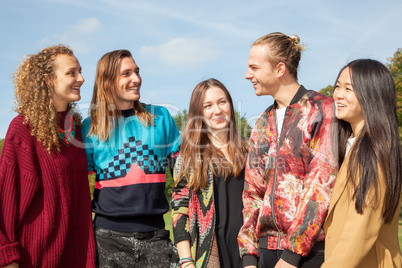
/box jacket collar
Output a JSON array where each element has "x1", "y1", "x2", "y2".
[{"x1": 273, "y1": 85, "x2": 308, "y2": 109}]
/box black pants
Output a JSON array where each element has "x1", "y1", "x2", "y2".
[
  {"x1": 94, "y1": 227, "x2": 173, "y2": 268},
  {"x1": 259, "y1": 242, "x2": 324, "y2": 268}
]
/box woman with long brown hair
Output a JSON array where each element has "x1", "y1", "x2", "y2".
[
  {"x1": 171, "y1": 78, "x2": 248, "y2": 268},
  {"x1": 0, "y1": 44, "x2": 95, "y2": 267}
]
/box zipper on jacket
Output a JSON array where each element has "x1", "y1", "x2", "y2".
[{"x1": 270, "y1": 107, "x2": 288, "y2": 250}]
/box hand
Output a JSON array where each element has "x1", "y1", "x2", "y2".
[
  {"x1": 244, "y1": 266, "x2": 257, "y2": 268},
  {"x1": 2, "y1": 263, "x2": 19, "y2": 268},
  {"x1": 274, "y1": 259, "x2": 297, "y2": 268}
]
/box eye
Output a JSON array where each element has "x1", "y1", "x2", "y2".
[{"x1": 204, "y1": 104, "x2": 211, "y2": 109}]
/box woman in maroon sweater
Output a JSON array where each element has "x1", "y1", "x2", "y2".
[{"x1": 0, "y1": 45, "x2": 96, "y2": 267}]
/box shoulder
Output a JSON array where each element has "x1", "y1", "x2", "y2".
[
  {"x1": 6, "y1": 115, "x2": 31, "y2": 140},
  {"x1": 82, "y1": 116, "x2": 91, "y2": 127},
  {"x1": 2, "y1": 115, "x2": 36, "y2": 160},
  {"x1": 145, "y1": 104, "x2": 171, "y2": 117},
  {"x1": 255, "y1": 105, "x2": 274, "y2": 124},
  {"x1": 306, "y1": 90, "x2": 334, "y2": 106},
  {"x1": 81, "y1": 117, "x2": 92, "y2": 133}
]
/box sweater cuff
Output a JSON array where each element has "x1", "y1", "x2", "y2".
[
  {"x1": 172, "y1": 232, "x2": 191, "y2": 244},
  {"x1": 0, "y1": 242, "x2": 21, "y2": 266},
  {"x1": 280, "y1": 249, "x2": 303, "y2": 267},
  {"x1": 242, "y1": 254, "x2": 258, "y2": 267}
]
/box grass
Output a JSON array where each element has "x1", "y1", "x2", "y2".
[
  {"x1": 399, "y1": 220, "x2": 402, "y2": 250},
  {"x1": 164, "y1": 211, "x2": 174, "y2": 241}
]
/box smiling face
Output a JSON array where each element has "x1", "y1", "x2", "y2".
[
  {"x1": 333, "y1": 67, "x2": 365, "y2": 135},
  {"x1": 114, "y1": 57, "x2": 141, "y2": 110},
  {"x1": 202, "y1": 86, "x2": 231, "y2": 133},
  {"x1": 50, "y1": 54, "x2": 84, "y2": 112},
  {"x1": 245, "y1": 45, "x2": 280, "y2": 97}
]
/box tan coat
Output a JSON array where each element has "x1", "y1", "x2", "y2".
[{"x1": 322, "y1": 151, "x2": 402, "y2": 268}]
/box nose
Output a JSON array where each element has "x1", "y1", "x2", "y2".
[
  {"x1": 131, "y1": 73, "x2": 141, "y2": 83},
  {"x1": 77, "y1": 73, "x2": 85, "y2": 83},
  {"x1": 212, "y1": 104, "x2": 222, "y2": 114},
  {"x1": 333, "y1": 87, "x2": 343, "y2": 100},
  {"x1": 245, "y1": 69, "x2": 253, "y2": 80}
]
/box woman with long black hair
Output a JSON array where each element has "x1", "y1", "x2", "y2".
[{"x1": 322, "y1": 59, "x2": 402, "y2": 267}]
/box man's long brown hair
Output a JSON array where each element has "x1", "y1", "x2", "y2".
[
  {"x1": 88, "y1": 49, "x2": 153, "y2": 141},
  {"x1": 175, "y1": 79, "x2": 248, "y2": 191}
]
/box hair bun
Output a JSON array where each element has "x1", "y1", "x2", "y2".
[{"x1": 290, "y1": 35, "x2": 300, "y2": 44}]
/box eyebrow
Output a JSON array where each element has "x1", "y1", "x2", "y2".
[
  {"x1": 203, "y1": 96, "x2": 227, "y2": 104},
  {"x1": 336, "y1": 80, "x2": 353, "y2": 86}
]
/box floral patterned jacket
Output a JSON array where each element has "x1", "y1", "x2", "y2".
[
  {"x1": 171, "y1": 154, "x2": 215, "y2": 268},
  {"x1": 238, "y1": 86, "x2": 337, "y2": 266}
]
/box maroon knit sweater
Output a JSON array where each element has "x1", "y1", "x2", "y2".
[{"x1": 0, "y1": 113, "x2": 96, "y2": 267}]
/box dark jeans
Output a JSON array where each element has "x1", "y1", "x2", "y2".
[
  {"x1": 259, "y1": 242, "x2": 324, "y2": 268},
  {"x1": 94, "y1": 227, "x2": 173, "y2": 268}
]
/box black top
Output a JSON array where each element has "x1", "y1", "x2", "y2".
[{"x1": 214, "y1": 168, "x2": 245, "y2": 268}]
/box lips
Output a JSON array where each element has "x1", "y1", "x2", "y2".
[
  {"x1": 336, "y1": 102, "x2": 346, "y2": 108},
  {"x1": 213, "y1": 116, "x2": 226, "y2": 123}
]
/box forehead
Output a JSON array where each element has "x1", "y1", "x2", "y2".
[
  {"x1": 203, "y1": 86, "x2": 227, "y2": 102},
  {"x1": 54, "y1": 54, "x2": 79, "y2": 69},
  {"x1": 248, "y1": 45, "x2": 272, "y2": 66},
  {"x1": 338, "y1": 67, "x2": 352, "y2": 82},
  {"x1": 118, "y1": 57, "x2": 138, "y2": 70}
]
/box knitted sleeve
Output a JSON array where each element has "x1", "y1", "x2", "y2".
[
  {"x1": 0, "y1": 123, "x2": 40, "y2": 266},
  {"x1": 171, "y1": 155, "x2": 191, "y2": 243}
]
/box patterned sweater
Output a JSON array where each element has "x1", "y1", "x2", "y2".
[
  {"x1": 238, "y1": 86, "x2": 337, "y2": 266},
  {"x1": 82, "y1": 105, "x2": 180, "y2": 232},
  {"x1": 171, "y1": 154, "x2": 215, "y2": 268}
]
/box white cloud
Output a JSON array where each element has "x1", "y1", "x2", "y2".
[
  {"x1": 70, "y1": 17, "x2": 101, "y2": 35},
  {"x1": 139, "y1": 37, "x2": 220, "y2": 68},
  {"x1": 36, "y1": 17, "x2": 102, "y2": 55}
]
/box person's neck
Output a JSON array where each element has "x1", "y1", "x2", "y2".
[
  {"x1": 274, "y1": 80, "x2": 300, "y2": 109},
  {"x1": 351, "y1": 120, "x2": 365, "y2": 138},
  {"x1": 209, "y1": 130, "x2": 229, "y2": 150}
]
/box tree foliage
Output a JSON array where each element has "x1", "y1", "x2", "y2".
[
  {"x1": 319, "y1": 85, "x2": 334, "y2": 98},
  {"x1": 386, "y1": 48, "x2": 402, "y2": 140}
]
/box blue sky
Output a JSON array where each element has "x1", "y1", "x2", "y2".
[{"x1": 1, "y1": 0, "x2": 401, "y2": 138}]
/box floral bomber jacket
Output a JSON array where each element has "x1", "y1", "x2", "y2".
[{"x1": 238, "y1": 86, "x2": 337, "y2": 266}]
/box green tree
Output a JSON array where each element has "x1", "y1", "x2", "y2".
[
  {"x1": 173, "y1": 109, "x2": 188, "y2": 132},
  {"x1": 0, "y1": 139, "x2": 3, "y2": 154},
  {"x1": 234, "y1": 110, "x2": 252, "y2": 139},
  {"x1": 386, "y1": 48, "x2": 402, "y2": 141},
  {"x1": 319, "y1": 85, "x2": 334, "y2": 98}
]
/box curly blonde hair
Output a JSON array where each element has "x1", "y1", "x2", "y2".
[{"x1": 12, "y1": 44, "x2": 82, "y2": 154}]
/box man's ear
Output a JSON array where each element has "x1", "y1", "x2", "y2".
[{"x1": 276, "y1": 62, "x2": 286, "y2": 78}]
